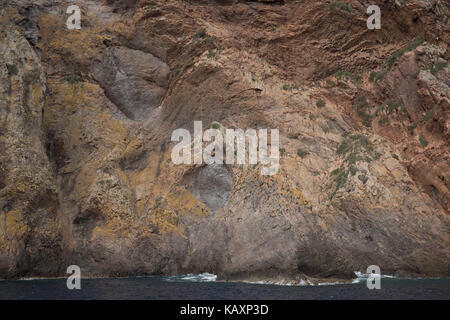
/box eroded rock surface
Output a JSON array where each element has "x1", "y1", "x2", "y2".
[
  {"x1": 0, "y1": 0, "x2": 448, "y2": 281},
  {"x1": 0, "y1": 10, "x2": 65, "y2": 278},
  {"x1": 92, "y1": 46, "x2": 169, "y2": 120},
  {"x1": 185, "y1": 164, "x2": 233, "y2": 211}
]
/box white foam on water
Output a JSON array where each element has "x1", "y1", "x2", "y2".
[
  {"x1": 17, "y1": 277, "x2": 66, "y2": 281},
  {"x1": 318, "y1": 281, "x2": 346, "y2": 286},
  {"x1": 353, "y1": 271, "x2": 396, "y2": 283},
  {"x1": 243, "y1": 279, "x2": 348, "y2": 287},
  {"x1": 162, "y1": 271, "x2": 398, "y2": 287},
  {"x1": 243, "y1": 280, "x2": 297, "y2": 286},
  {"x1": 164, "y1": 273, "x2": 217, "y2": 282}
]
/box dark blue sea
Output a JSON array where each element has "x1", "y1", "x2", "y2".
[{"x1": 0, "y1": 274, "x2": 448, "y2": 300}]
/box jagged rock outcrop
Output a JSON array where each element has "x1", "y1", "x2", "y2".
[{"x1": 0, "y1": 0, "x2": 448, "y2": 281}]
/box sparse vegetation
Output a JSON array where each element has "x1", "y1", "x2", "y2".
[
  {"x1": 369, "y1": 70, "x2": 386, "y2": 82},
  {"x1": 385, "y1": 100, "x2": 403, "y2": 114},
  {"x1": 329, "y1": 1, "x2": 353, "y2": 13},
  {"x1": 194, "y1": 29, "x2": 207, "y2": 39},
  {"x1": 207, "y1": 49, "x2": 217, "y2": 59},
  {"x1": 297, "y1": 148, "x2": 309, "y2": 158},
  {"x1": 401, "y1": 105, "x2": 411, "y2": 121},
  {"x1": 326, "y1": 79, "x2": 336, "y2": 87},
  {"x1": 423, "y1": 105, "x2": 439, "y2": 122},
  {"x1": 418, "y1": 135, "x2": 428, "y2": 148},
  {"x1": 22, "y1": 103, "x2": 31, "y2": 114},
  {"x1": 316, "y1": 99, "x2": 326, "y2": 108},
  {"x1": 330, "y1": 134, "x2": 379, "y2": 199},
  {"x1": 407, "y1": 122, "x2": 417, "y2": 134},
  {"x1": 144, "y1": 5, "x2": 158, "y2": 10},
  {"x1": 387, "y1": 37, "x2": 424, "y2": 68},
  {"x1": 330, "y1": 167, "x2": 349, "y2": 196},
  {"x1": 378, "y1": 116, "x2": 389, "y2": 125},
  {"x1": 282, "y1": 83, "x2": 299, "y2": 91},
  {"x1": 211, "y1": 123, "x2": 220, "y2": 129},
  {"x1": 194, "y1": 29, "x2": 216, "y2": 45},
  {"x1": 358, "y1": 174, "x2": 368, "y2": 184},
  {"x1": 337, "y1": 134, "x2": 375, "y2": 159},
  {"x1": 154, "y1": 195, "x2": 163, "y2": 209},
  {"x1": 368, "y1": 99, "x2": 403, "y2": 123},
  {"x1": 431, "y1": 61, "x2": 446, "y2": 76},
  {"x1": 352, "y1": 95, "x2": 374, "y2": 127},
  {"x1": 6, "y1": 63, "x2": 18, "y2": 75},
  {"x1": 392, "y1": 154, "x2": 399, "y2": 160},
  {"x1": 335, "y1": 70, "x2": 362, "y2": 84},
  {"x1": 61, "y1": 75, "x2": 83, "y2": 84}
]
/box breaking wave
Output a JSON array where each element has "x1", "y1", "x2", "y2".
[
  {"x1": 353, "y1": 271, "x2": 396, "y2": 283},
  {"x1": 162, "y1": 271, "x2": 397, "y2": 287},
  {"x1": 164, "y1": 273, "x2": 217, "y2": 282}
]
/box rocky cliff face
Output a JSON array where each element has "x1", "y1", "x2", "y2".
[{"x1": 0, "y1": 0, "x2": 448, "y2": 281}]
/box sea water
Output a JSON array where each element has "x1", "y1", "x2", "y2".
[{"x1": 0, "y1": 273, "x2": 449, "y2": 300}]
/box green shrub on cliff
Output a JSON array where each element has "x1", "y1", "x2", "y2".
[
  {"x1": 316, "y1": 99, "x2": 326, "y2": 108},
  {"x1": 22, "y1": 103, "x2": 31, "y2": 115},
  {"x1": 194, "y1": 29, "x2": 216, "y2": 45},
  {"x1": 378, "y1": 116, "x2": 389, "y2": 125},
  {"x1": 195, "y1": 29, "x2": 207, "y2": 39},
  {"x1": 61, "y1": 75, "x2": 83, "y2": 84},
  {"x1": 358, "y1": 174, "x2": 368, "y2": 184},
  {"x1": 387, "y1": 37, "x2": 424, "y2": 68},
  {"x1": 385, "y1": 100, "x2": 402, "y2": 114},
  {"x1": 6, "y1": 63, "x2": 18, "y2": 75},
  {"x1": 297, "y1": 148, "x2": 309, "y2": 158},
  {"x1": 329, "y1": 1, "x2": 353, "y2": 13},
  {"x1": 369, "y1": 70, "x2": 386, "y2": 82},
  {"x1": 330, "y1": 134, "x2": 378, "y2": 199},
  {"x1": 431, "y1": 61, "x2": 447, "y2": 75},
  {"x1": 352, "y1": 95, "x2": 374, "y2": 127},
  {"x1": 144, "y1": 5, "x2": 158, "y2": 10},
  {"x1": 407, "y1": 122, "x2": 417, "y2": 134},
  {"x1": 337, "y1": 134, "x2": 374, "y2": 157},
  {"x1": 207, "y1": 49, "x2": 217, "y2": 59},
  {"x1": 330, "y1": 167, "x2": 349, "y2": 199},
  {"x1": 326, "y1": 79, "x2": 336, "y2": 87},
  {"x1": 423, "y1": 105, "x2": 439, "y2": 122},
  {"x1": 401, "y1": 105, "x2": 411, "y2": 120},
  {"x1": 282, "y1": 83, "x2": 299, "y2": 91},
  {"x1": 336, "y1": 70, "x2": 362, "y2": 84},
  {"x1": 418, "y1": 135, "x2": 428, "y2": 148}
]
